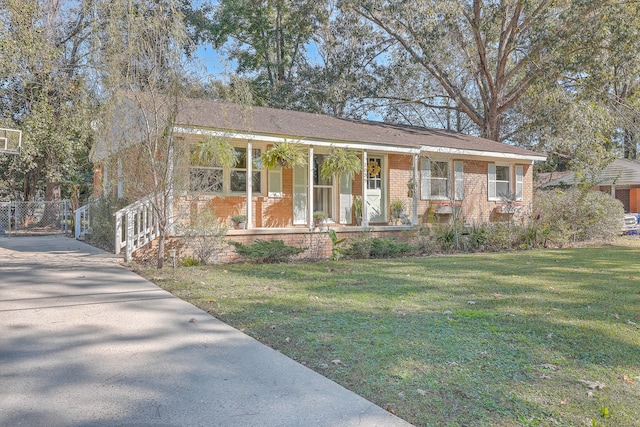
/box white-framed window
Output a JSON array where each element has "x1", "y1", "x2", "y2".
[
  {"x1": 421, "y1": 159, "x2": 450, "y2": 200},
  {"x1": 190, "y1": 145, "x2": 263, "y2": 194},
  {"x1": 488, "y1": 164, "x2": 522, "y2": 200}
]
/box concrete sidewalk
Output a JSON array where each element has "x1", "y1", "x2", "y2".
[{"x1": 0, "y1": 236, "x2": 411, "y2": 427}]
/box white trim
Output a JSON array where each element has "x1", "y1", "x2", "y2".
[
  {"x1": 174, "y1": 127, "x2": 420, "y2": 154},
  {"x1": 420, "y1": 145, "x2": 546, "y2": 162},
  {"x1": 175, "y1": 127, "x2": 546, "y2": 161}
]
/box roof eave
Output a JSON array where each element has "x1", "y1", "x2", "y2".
[{"x1": 420, "y1": 145, "x2": 547, "y2": 163}]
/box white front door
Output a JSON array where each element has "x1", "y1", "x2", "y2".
[{"x1": 366, "y1": 157, "x2": 385, "y2": 222}]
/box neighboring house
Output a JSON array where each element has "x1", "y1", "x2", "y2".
[
  {"x1": 541, "y1": 158, "x2": 640, "y2": 213},
  {"x1": 92, "y1": 96, "x2": 546, "y2": 259}
]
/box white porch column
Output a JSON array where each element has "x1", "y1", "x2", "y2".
[
  {"x1": 413, "y1": 153, "x2": 419, "y2": 225},
  {"x1": 362, "y1": 150, "x2": 368, "y2": 227},
  {"x1": 308, "y1": 145, "x2": 314, "y2": 230},
  {"x1": 246, "y1": 139, "x2": 253, "y2": 229}
]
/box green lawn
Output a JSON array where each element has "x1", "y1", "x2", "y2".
[{"x1": 138, "y1": 240, "x2": 640, "y2": 427}]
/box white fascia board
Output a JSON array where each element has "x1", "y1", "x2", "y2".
[
  {"x1": 420, "y1": 145, "x2": 547, "y2": 163},
  {"x1": 173, "y1": 126, "x2": 420, "y2": 154}
]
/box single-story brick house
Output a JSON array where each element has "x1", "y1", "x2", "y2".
[
  {"x1": 541, "y1": 158, "x2": 640, "y2": 213},
  {"x1": 93, "y1": 95, "x2": 545, "y2": 260}
]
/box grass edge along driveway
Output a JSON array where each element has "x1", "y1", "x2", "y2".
[{"x1": 139, "y1": 241, "x2": 640, "y2": 427}]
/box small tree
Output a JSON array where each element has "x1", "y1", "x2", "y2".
[{"x1": 179, "y1": 209, "x2": 227, "y2": 264}]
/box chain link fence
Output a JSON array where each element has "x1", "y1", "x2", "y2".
[{"x1": 0, "y1": 200, "x2": 70, "y2": 236}]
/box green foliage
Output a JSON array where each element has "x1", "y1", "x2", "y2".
[
  {"x1": 191, "y1": 137, "x2": 238, "y2": 168},
  {"x1": 390, "y1": 199, "x2": 405, "y2": 219},
  {"x1": 368, "y1": 238, "x2": 413, "y2": 258},
  {"x1": 352, "y1": 195, "x2": 363, "y2": 218},
  {"x1": 328, "y1": 229, "x2": 347, "y2": 261},
  {"x1": 230, "y1": 214, "x2": 247, "y2": 223},
  {"x1": 230, "y1": 239, "x2": 305, "y2": 263},
  {"x1": 345, "y1": 231, "x2": 412, "y2": 259},
  {"x1": 260, "y1": 142, "x2": 307, "y2": 169},
  {"x1": 534, "y1": 189, "x2": 624, "y2": 246},
  {"x1": 344, "y1": 229, "x2": 374, "y2": 258},
  {"x1": 179, "y1": 255, "x2": 200, "y2": 267},
  {"x1": 178, "y1": 209, "x2": 227, "y2": 265},
  {"x1": 320, "y1": 146, "x2": 361, "y2": 180}
]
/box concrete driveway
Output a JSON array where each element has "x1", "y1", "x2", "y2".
[{"x1": 0, "y1": 236, "x2": 411, "y2": 427}]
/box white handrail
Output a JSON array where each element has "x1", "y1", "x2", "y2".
[
  {"x1": 74, "y1": 203, "x2": 91, "y2": 239},
  {"x1": 114, "y1": 195, "x2": 161, "y2": 262}
]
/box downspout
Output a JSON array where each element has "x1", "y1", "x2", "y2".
[
  {"x1": 362, "y1": 150, "x2": 368, "y2": 227},
  {"x1": 247, "y1": 139, "x2": 253, "y2": 229},
  {"x1": 308, "y1": 145, "x2": 314, "y2": 230}
]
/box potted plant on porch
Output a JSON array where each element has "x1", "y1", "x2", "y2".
[
  {"x1": 390, "y1": 200, "x2": 405, "y2": 225},
  {"x1": 230, "y1": 214, "x2": 247, "y2": 229},
  {"x1": 313, "y1": 211, "x2": 328, "y2": 227},
  {"x1": 352, "y1": 195, "x2": 363, "y2": 226}
]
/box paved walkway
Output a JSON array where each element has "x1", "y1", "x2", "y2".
[{"x1": 0, "y1": 236, "x2": 411, "y2": 427}]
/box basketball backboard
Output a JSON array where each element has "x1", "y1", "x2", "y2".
[{"x1": 0, "y1": 128, "x2": 22, "y2": 155}]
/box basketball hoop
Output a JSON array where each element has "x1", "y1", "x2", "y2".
[{"x1": 0, "y1": 128, "x2": 22, "y2": 155}]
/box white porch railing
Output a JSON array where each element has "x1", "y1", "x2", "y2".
[
  {"x1": 114, "y1": 195, "x2": 160, "y2": 262},
  {"x1": 74, "y1": 203, "x2": 92, "y2": 239}
]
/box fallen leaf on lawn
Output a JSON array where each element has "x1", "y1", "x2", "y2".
[
  {"x1": 447, "y1": 361, "x2": 459, "y2": 366},
  {"x1": 468, "y1": 301, "x2": 476, "y2": 305},
  {"x1": 416, "y1": 389, "x2": 427, "y2": 396},
  {"x1": 270, "y1": 325, "x2": 276, "y2": 329},
  {"x1": 200, "y1": 281, "x2": 206, "y2": 285},
  {"x1": 623, "y1": 375, "x2": 634, "y2": 383},
  {"x1": 492, "y1": 293, "x2": 503, "y2": 298},
  {"x1": 634, "y1": 314, "x2": 640, "y2": 321},
  {"x1": 561, "y1": 398, "x2": 569, "y2": 405},
  {"x1": 546, "y1": 333, "x2": 554, "y2": 339},
  {"x1": 540, "y1": 363, "x2": 560, "y2": 371},
  {"x1": 443, "y1": 310, "x2": 453, "y2": 316},
  {"x1": 331, "y1": 359, "x2": 343, "y2": 365},
  {"x1": 398, "y1": 391, "x2": 406, "y2": 400},
  {"x1": 385, "y1": 406, "x2": 396, "y2": 415},
  {"x1": 318, "y1": 363, "x2": 329, "y2": 369},
  {"x1": 614, "y1": 313, "x2": 620, "y2": 319},
  {"x1": 540, "y1": 374, "x2": 551, "y2": 379},
  {"x1": 285, "y1": 337, "x2": 291, "y2": 343},
  {"x1": 580, "y1": 380, "x2": 606, "y2": 390},
  {"x1": 587, "y1": 391, "x2": 594, "y2": 397}
]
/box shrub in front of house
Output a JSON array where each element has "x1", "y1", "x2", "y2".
[
  {"x1": 230, "y1": 239, "x2": 306, "y2": 263},
  {"x1": 534, "y1": 188, "x2": 624, "y2": 246}
]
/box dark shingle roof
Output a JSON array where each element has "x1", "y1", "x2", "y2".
[{"x1": 176, "y1": 99, "x2": 544, "y2": 159}]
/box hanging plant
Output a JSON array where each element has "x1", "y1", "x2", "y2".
[
  {"x1": 320, "y1": 146, "x2": 361, "y2": 180},
  {"x1": 191, "y1": 136, "x2": 237, "y2": 168},
  {"x1": 260, "y1": 141, "x2": 307, "y2": 169},
  {"x1": 367, "y1": 160, "x2": 381, "y2": 177}
]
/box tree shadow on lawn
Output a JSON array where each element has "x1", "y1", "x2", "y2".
[{"x1": 212, "y1": 247, "x2": 640, "y2": 425}]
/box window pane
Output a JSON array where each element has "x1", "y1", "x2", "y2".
[
  {"x1": 496, "y1": 166, "x2": 509, "y2": 181},
  {"x1": 432, "y1": 161, "x2": 448, "y2": 178},
  {"x1": 230, "y1": 171, "x2": 247, "y2": 192},
  {"x1": 496, "y1": 181, "x2": 510, "y2": 197},
  {"x1": 234, "y1": 148, "x2": 247, "y2": 169},
  {"x1": 252, "y1": 171, "x2": 261, "y2": 192},
  {"x1": 190, "y1": 168, "x2": 222, "y2": 192},
  {"x1": 431, "y1": 177, "x2": 448, "y2": 198}
]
